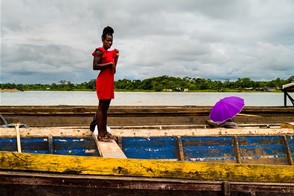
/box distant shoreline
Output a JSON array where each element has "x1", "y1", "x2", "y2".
[
  {"x1": 0, "y1": 89, "x2": 20, "y2": 92},
  {"x1": 0, "y1": 89, "x2": 283, "y2": 93}
]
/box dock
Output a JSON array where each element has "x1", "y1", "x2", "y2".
[{"x1": 281, "y1": 82, "x2": 294, "y2": 106}]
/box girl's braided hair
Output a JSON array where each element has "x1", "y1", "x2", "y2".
[{"x1": 102, "y1": 26, "x2": 114, "y2": 39}]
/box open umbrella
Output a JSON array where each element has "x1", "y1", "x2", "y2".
[{"x1": 209, "y1": 96, "x2": 245, "y2": 124}]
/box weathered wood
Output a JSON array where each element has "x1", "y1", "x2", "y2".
[
  {"x1": 91, "y1": 130, "x2": 126, "y2": 158},
  {"x1": 48, "y1": 135, "x2": 53, "y2": 154},
  {"x1": 0, "y1": 151, "x2": 293, "y2": 183},
  {"x1": 229, "y1": 182, "x2": 294, "y2": 194},
  {"x1": 97, "y1": 139, "x2": 127, "y2": 158},
  {"x1": 91, "y1": 132, "x2": 102, "y2": 156},
  {"x1": 1, "y1": 106, "x2": 293, "y2": 127},
  {"x1": 233, "y1": 136, "x2": 241, "y2": 164},
  {"x1": 281, "y1": 82, "x2": 294, "y2": 106},
  {"x1": 222, "y1": 181, "x2": 231, "y2": 196},
  {"x1": 282, "y1": 135, "x2": 294, "y2": 165},
  {"x1": 176, "y1": 136, "x2": 184, "y2": 161},
  {"x1": 15, "y1": 124, "x2": 21, "y2": 153},
  {"x1": 281, "y1": 122, "x2": 294, "y2": 129},
  {"x1": 1, "y1": 127, "x2": 293, "y2": 137},
  {"x1": 1, "y1": 171, "x2": 293, "y2": 195}
]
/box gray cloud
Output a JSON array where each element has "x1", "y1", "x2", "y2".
[{"x1": 1, "y1": 0, "x2": 294, "y2": 84}]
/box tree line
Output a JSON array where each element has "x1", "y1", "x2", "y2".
[{"x1": 1, "y1": 76, "x2": 293, "y2": 92}]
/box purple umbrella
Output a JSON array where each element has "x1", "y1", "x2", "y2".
[{"x1": 209, "y1": 96, "x2": 245, "y2": 124}]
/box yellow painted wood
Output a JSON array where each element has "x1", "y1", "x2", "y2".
[{"x1": 0, "y1": 152, "x2": 293, "y2": 183}]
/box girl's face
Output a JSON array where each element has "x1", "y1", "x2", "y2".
[{"x1": 102, "y1": 35, "x2": 113, "y2": 50}]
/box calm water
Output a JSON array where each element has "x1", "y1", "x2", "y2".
[{"x1": 0, "y1": 91, "x2": 291, "y2": 106}]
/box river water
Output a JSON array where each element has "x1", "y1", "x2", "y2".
[{"x1": 0, "y1": 91, "x2": 291, "y2": 106}]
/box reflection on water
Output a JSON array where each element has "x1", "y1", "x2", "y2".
[{"x1": 0, "y1": 91, "x2": 290, "y2": 106}]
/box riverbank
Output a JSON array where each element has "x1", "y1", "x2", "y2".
[
  {"x1": 0, "y1": 89, "x2": 20, "y2": 92},
  {"x1": 0, "y1": 88, "x2": 283, "y2": 93}
]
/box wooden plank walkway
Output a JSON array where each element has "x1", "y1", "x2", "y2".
[{"x1": 92, "y1": 132, "x2": 127, "y2": 158}]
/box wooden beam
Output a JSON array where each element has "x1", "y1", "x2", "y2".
[
  {"x1": 15, "y1": 124, "x2": 21, "y2": 153},
  {"x1": 48, "y1": 135, "x2": 53, "y2": 154},
  {"x1": 222, "y1": 181, "x2": 231, "y2": 196},
  {"x1": 92, "y1": 132, "x2": 126, "y2": 158},
  {"x1": 176, "y1": 136, "x2": 185, "y2": 161},
  {"x1": 97, "y1": 140, "x2": 127, "y2": 159},
  {"x1": 0, "y1": 152, "x2": 293, "y2": 183},
  {"x1": 233, "y1": 136, "x2": 241, "y2": 164},
  {"x1": 1, "y1": 105, "x2": 293, "y2": 127},
  {"x1": 282, "y1": 135, "x2": 293, "y2": 165},
  {"x1": 1, "y1": 127, "x2": 294, "y2": 137}
]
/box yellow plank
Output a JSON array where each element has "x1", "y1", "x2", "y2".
[{"x1": 0, "y1": 152, "x2": 293, "y2": 183}]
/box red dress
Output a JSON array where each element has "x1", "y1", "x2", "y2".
[{"x1": 92, "y1": 47, "x2": 117, "y2": 100}]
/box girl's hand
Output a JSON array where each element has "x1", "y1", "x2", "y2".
[
  {"x1": 114, "y1": 49, "x2": 119, "y2": 56},
  {"x1": 114, "y1": 49, "x2": 119, "y2": 66}
]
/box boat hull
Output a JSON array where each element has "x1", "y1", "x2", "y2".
[
  {"x1": 1, "y1": 171, "x2": 293, "y2": 196},
  {"x1": 1, "y1": 124, "x2": 294, "y2": 195}
]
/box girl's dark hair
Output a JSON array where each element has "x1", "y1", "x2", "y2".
[{"x1": 102, "y1": 26, "x2": 114, "y2": 39}]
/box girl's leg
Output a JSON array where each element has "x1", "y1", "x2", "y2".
[{"x1": 96, "y1": 99, "x2": 112, "y2": 141}]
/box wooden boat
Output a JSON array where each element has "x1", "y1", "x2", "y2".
[
  {"x1": 1, "y1": 125, "x2": 294, "y2": 195},
  {"x1": 1, "y1": 105, "x2": 294, "y2": 127}
]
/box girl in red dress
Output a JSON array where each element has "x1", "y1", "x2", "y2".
[{"x1": 91, "y1": 26, "x2": 119, "y2": 142}]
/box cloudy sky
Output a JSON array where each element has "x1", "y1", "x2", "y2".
[{"x1": 1, "y1": 0, "x2": 294, "y2": 84}]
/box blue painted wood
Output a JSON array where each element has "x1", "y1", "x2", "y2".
[
  {"x1": 0, "y1": 138, "x2": 17, "y2": 151},
  {"x1": 53, "y1": 137, "x2": 98, "y2": 156},
  {"x1": 238, "y1": 136, "x2": 287, "y2": 163},
  {"x1": 1, "y1": 135, "x2": 293, "y2": 162},
  {"x1": 181, "y1": 136, "x2": 236, "y2": 162},
  {"x1": 21, "y1": 138, "x2": 49, "y2": 154},
  {"x1": 122, "y1": 137, "x2": 178, "y2": 159},
  {"x1": 0, "y1": 137, "x2": 99, "y2": 156}
]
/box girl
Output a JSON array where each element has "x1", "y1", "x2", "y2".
[{"x1": 91, "y1": 26, "x2": 119, "y2": 142}]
